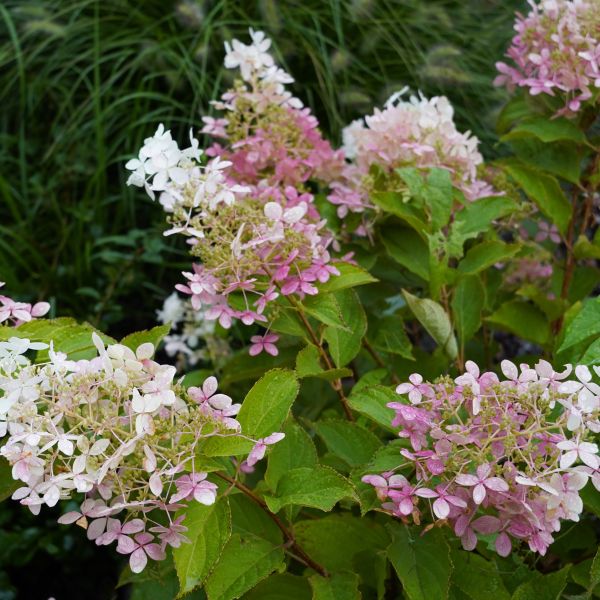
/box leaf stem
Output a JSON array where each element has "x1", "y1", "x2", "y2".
[{"x1": 215, "y1": 471, "x2": 329, "y2": 577}]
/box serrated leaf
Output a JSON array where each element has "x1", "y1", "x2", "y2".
[
  {"x1": 309, "y1": 572, "x2": 361, "y2": 600},
  {"x1": 502, "y1": 160, "x2": 572, "y2": 235},
  {"x1": 173, "y1": 497, "x2": 231, "y2": 597},
  {"x1": 371, "y1": 191, "x2": 429, "y2": 235},
  {"x1": 295, "y1": 345, "x2": 353, "y2": 381},
  {"x1": 501, "y1": 117, "x2": 587, "y2": 144},
  {"x1": 0, "y1": 318, "x2": 115, "y2": 361},
  {"x1": 369, "y1": 316, "x2": 413, "y2": 360},
  {"x1": 317, "y1": 263, "x2": 377, "y2": 293},
  {"x1": 452, "y1": 275, "x2": 485, "y2": 345},
  {"x1": 264, "y1": 466, "x2": 356, "y2": 513},
  {"x1": 295, "y1": 513, "x2": 390, "y2": 573},
  {"x1": 380, "y1": 226, "x2": 430, "y2": 280},
  {"x1": 448, "y1": 197, "x2": 516, "y2": 258},
  {"x1": 558, "y1": 297, "x2": 600, "y2": 353},
  {"x1": 314, "y1": 419, "x2": 381, "y2": 468},
  {"x1": 204, "y1": 534, "x2": 284, "y2": 600},
  {"x1": 347, "y1": 385, "x2": 397, "y2": 432},
  {"x1": 237, "y1": 369, "x2": 299, "y2": 438},
  {"x1": 510, "y1": 566, "x2": 571, "y2": 600},
  {"x1": 302, "y1": 293, "x2": 351, "y2": 331},
  {"x1": 450, "y1": 550, "x2": 510, "y2": 600},
  {"x1": 403, "y1": 291, "x2": 457, "y2": 359},
  {"x1": 228, "y1": 494, "x2": 282, "y2": 546},
  {"x1": 486, "y1": 300, "x2": 550, "y2": 346},
  {"x1": 219, "y1": 346, "x2": 298, "y2": 386},
  {"x1": 120, "y1": 324, "x2": 171, "y2": 352},
  {"x1": 457, "y1": 241, "x2": 520, "y2": 275},
  {"x1": 265, "y1": 420, "x2": 318, "y2": 489},
  {"x1": 243, "y1": 574, "x2": 311, "y2": 600},
  {"x1": 387, "y1": 526, "x2": 452, "y2": 600},
  {"x1": 323, "y1": 289, "x2": 367, "y2": 367}
]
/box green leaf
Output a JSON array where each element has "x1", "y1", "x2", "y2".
[
  {"x1": 448, "y1": 197, "x2": 517, "y2": 257},
  {"x1": 450, "y1": 550, "x2": 510, "y2": 600},
  {"x1": 295, "y1": 345, "x2": 352, "y2": 381},
  {"x1": 323, "y1": 289, "x2": 367, "y2": 367},
  {"x1": 265, "y1": 420, "x2": 318, "y2": 489},
  {"x1": 371, "y1": 191, "x2": 429, "y2": 236},
  {"x1": 511, "y1": 566, "x2": 571, "y2": 600},
  {"x1": 452, "y1": 275, "x2": 485, "y2": 345},
  {"x1": 228, "y1": 494, "x2": 282, "y2": 546},
  {"x1": 380, "y1": 226, "x2": 430, "y2": 280},
  {"x1": 301, "y1": 293, "x2": 351, "y2": 331},
  {"x1": 347, "y1": 385, "x2": 397, "y2": 432},
  {"x1": 423, "y1": 168, "x2": 454, "y2": 230},
  {"x1": 502, "y1": 160, "x2": 572, "y2": 235},
  {"x1": 369, "y1": 316, "x2": 413, "y2": 360},
  {"x1": 457, "y1": 241, "x2": 520, "y2": 275},
  {"x1": 558, "y1": 297, "x2": 600, "y2": 353},
  {"x1": 309, "y1": 573, "x2": 361, "y2": 600},
  {"x1": 243, "y1": 574, "x2": 311, "y2": 600},
  {"x1": 403, "y1": 290, "x2": 458, "y2": 359},
  {"x1": 0, "y1": 457, "x2": 17, "y2": 501},
  {"x1": 486, "y1": 300, "x2": 550, "y2": 346},
  {"x1": 173, "y1": 498, "x2": 231, "y2": 597},
  {"x1": 388, "y1": 526, "x2": 452, "y2": 600},
  {"x1": 204, "y1": 534, "x2": 285, "y2": 600},
  {"x1": 295, "y1": 514, "x2": 390, "y2": 573},
  {"x1": 501, "y1": 117, "x2": 587, "y2": 145},
  {"x1": 219, "y1": 347, "x2": 298, "y2": 386},
  {"x1": 508, "y1": 138, "x2": 582, "y2": 184},
  {"x1": 120, "y1": 324, "x2": 171, "y2": 352},
  {"x1": 314, "y1": 419, "x2": 381, "y2": 468},
  {"x1": 271, "y1": 308, "x2": 308, "y2": 338},
  {"x1": 264, "y1": 466, "x2": 356, "y2": 513},
  {"x1": 317, "y1": 263, "x2": 377, "y2": 293},
  {"x1": 237, "y1": 369, "x2": 299, "y2": 438},
  {"x1": 0, "y1": 318, "x2": 115, "y2": 361}
]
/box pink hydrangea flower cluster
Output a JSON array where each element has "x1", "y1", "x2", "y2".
[
  {"x1": 203, "y1": 28, "x2": 344, "y2": 189},
  {"x1": 495, "y1": 0, "x2": 600, "y2": 114},
  {"x1": 0, "y1": 282, "x2": 50, "y2": 326},
  {"x1": 329, "y1": 90, "x2": 494, "y2": 230},
  {"x1": 363, "y1": 360, "x2": 599, "y2": 557},
  {"x1": 126, "y1": 31, "x2": 345, "y2": 353},
  {"x1": 0, "y1": 334, "x2": 282, "y2": 573}
]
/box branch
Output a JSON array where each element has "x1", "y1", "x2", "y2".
[{"x1": 215, "y1": 471, "x2": 329, "y2": 577}]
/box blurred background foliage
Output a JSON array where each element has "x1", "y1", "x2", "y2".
[{"x1": 0, "y1": 1, "x2": 522, "y2": 598}]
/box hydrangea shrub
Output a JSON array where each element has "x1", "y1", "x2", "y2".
[{"x1": 2, "y1": 7, "x2": 600, "y2": 598}]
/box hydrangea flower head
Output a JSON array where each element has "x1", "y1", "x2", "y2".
[
  {"x1": 363, "y1": 359, "x2": 599, "y2": 557},
  {"x1": 496, "y1": 0, "x2": 600, "y2": 114}
]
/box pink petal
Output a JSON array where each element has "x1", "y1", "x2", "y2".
[
  {"x1": 433, "y1": 497, "x2": 450, "y2": 519},
  {"x1": 129, "y1": 548, "x2": 148, "y2": 573},
  {"x1": 484, "y1": 477, "x2": 509, "y2": 492},
  {"x1": 472, "y1": 516, "x2": 501, "y2": 534},
  {"x1": 472, "y1": 483, "x2": 486, "y2": 504},
  {"x1": 495, "y1": 532, "x2": 512, "y2": 557}
]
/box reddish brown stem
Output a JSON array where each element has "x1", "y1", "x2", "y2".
[
  {"x1": 362, "y1": 338, "x2": 401, "y2": 385},
  {"x1": 285, "y1": 296, "x2": 355, "y2": 421},
  {"x1": 215, "y1": 471, "x2": 328, "y2": 577}
]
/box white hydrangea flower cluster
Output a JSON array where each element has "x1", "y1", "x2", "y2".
[{"x1": 0, "y1": 334, "x2": 282, "y2": 573}]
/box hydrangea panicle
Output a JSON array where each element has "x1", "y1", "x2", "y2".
[
  {"x1": 363, "y1": 359, "x2": 599, "y2": 557},
  {"x1": 126, "y1": 29, "x2": 345, "y2": 350},
  {"x1": 0, "y1": 334, "x2": 284, "y2": 573},
  {"x1": 496, "y1": 0, "x2": 600, "y2": 114}
]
